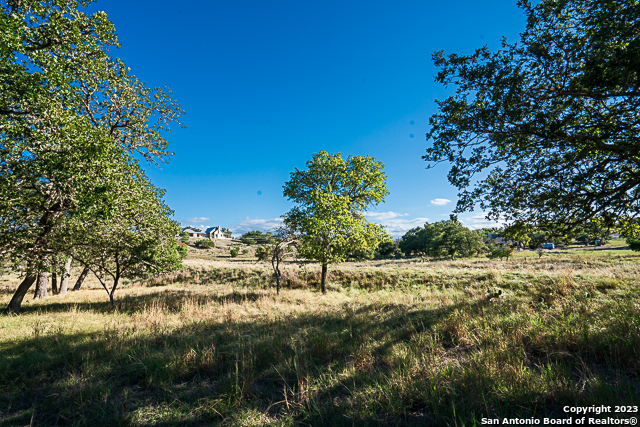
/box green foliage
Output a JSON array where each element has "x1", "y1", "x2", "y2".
[
  {"x1": 69, "y1": 163, "x2": 182, "y2": 305},
  {"x1": 399, "y1": 220, "x2": 485, "y2": 260},
  {"x1": 487, "y1": 247, "x2": 514, "y2": 261},
  {"x1": 424, "y1": 0, "x2": 640, "y2": 232},
  {"x1": 346, "y1": 248, "x2": 375, "y2": 262},
  {"x1": 241, "y1": 249, "x2": 249, "y2": 255},
  {"x1": 229, "y1": 247, "x2": 240, "y2": 258},
  {"x1": 179, "y1": 232, "x2": 190, "y2": 245},
  {"x1": 240, "y1": 231, "x2": 274, "y2": 245},
  {"x1": 376, "y1": 240, "x2": 396, "y2": 258},
  {"x1": 255, "y1": 246, "x2": 272, "y2": 262},
  {"x1": 626, "y1": 238, "x2": 640, "y2": 251},
  {"x1": 177, "y1": 243, "x2": 188, "y2": 259},
  {"x1": 0, "y1": 0, "x2": 184, "y2": 312},
  {"x1": 283, "y1": 151, "x2": 389, "y2": 292},
  {"x1": 194, "y1": 240, "x2": 215, "y2": 249}
]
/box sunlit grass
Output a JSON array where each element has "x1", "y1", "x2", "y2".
[{"x1": 0, "y1": 248, "x2": 638, "y2": 426}]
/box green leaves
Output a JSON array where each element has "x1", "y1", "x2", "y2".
[
  {"x1": 283, "y1": 152, "x2": 389, "y2": 291},
  {"x1": 425, "y1": 0, "x2": 640, "y2": 232},
  {"x1": 0, "y1": 1, "x2": 184, "y2": 308},
  {"x1": 398, "y1": 220, "x2": 485, "y2": 260}
]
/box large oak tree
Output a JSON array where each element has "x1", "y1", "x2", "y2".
[
  {"x1": 424, "y1": 0, "x2": 640, "y2": 235},
  {"x1": 1, "y1": 0, "x2": 184, "y2": 313}
]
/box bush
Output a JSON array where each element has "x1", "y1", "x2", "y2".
[
  {"x1": 229, "y1": 247, "x2": 239, "y2": 258},
  {"x1": 242, "y1": 238, "x2": 256, "y2": 245},
  {"x1": 177, "y1": 243, "x2": 188, "y2": 258},
  {"x1": 255, "y1": 246, "x2": 272, "y2": 261},
  {"x1": 487, "y1": 247, "x2": 513, "y2": 261},
  {"x1": 241, "y1": 230, "x2": 276, "y2": 245},
  {"x1": 241, "y1": 249, "x2": 249, "y2": 255},
  {"x1": 377, "y1": 240, "x2": 396, "y2": 258},
  {"x1": 194, "y1": 239, "x2": 215, "y2": 249},
  {"x1": 626, "y1": 238, "x2": 640, "y2": 251}
]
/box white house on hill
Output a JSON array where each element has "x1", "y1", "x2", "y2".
[
  {"x1": 205, "y1": 226, "x2": 231, "y2": 239},
  {"x1": 183, "y1": 226, "x2": 231, "y2": 240}
]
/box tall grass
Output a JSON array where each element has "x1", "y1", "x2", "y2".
[{"x1": 0, "y1": 251, "x2": 639, "y2": 426}]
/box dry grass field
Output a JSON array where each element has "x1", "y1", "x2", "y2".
[{"x1": 0, "y1": 243, "x2": 639, "y2": 426}]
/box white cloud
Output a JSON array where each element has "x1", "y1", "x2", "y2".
[
  {"x1": 364, "y1": 211, "x2": 408, "y2": 221},
  {"x1": 365, "y1": 213, "x2": 429, "y2": 237},
  {"x1": 231, "y1": 217, "x2": 284, "y2": 234},
  {"x1": 185, "y1": 217, "x2": 210, "y2": 223},
  {"x1": 430, "y1": 198, "x2": 452, "y2": 206},
  {"x1": 458, "y1": 213, "x2": 505, "y2": 230}
]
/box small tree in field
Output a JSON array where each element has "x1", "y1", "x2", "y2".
[{"x1": 283, "y1": 151, "x2": 389, "y2": 293}]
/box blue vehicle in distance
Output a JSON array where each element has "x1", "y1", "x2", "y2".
[{"x1": 541, "y1": 243, "x2": 555, "y2": 250}]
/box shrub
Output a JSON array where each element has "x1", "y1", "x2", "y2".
[
  {"x1": 229, "y1": 247, "x2": 240, "y2": 258},
  {"x1": 241, "y1": 249, "x2": 249, "y2": 255},
  {"x1": 377, "y1": 240, "x2": 396, "y2": 258},
  {"x1": 255, "y1": 246, "x2": 272, "y2": 261},
  {"x1": 177, "y1": 243, "x2": 188, "y2": 258},
  {"x1": 487, "y1": 247, "x2": 513, "y2": 261},
  {"x1": 242, "y1": 238, "x2": 256, "y2": 245},
  {"x1": 194, "y1": 239, "x2": 215, "y2": 249},
  {"x1": 626, "y1": 238, "x2": 640, "y2": 251}
]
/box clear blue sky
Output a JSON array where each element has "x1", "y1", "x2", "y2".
[{"x1": 87, "y1": 0, "x2": 526, "y2": 237}]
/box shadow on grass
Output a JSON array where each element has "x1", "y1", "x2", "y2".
[
  {"x1": 11, "y1": 289, "x2": 274, "y2": 316},
  {"x1": 1, "y1": 293, "x2": 638, "y2": 426}
]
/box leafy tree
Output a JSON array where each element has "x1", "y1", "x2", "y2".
[
  {"x1": 424, "y1": 0, "x2": 640, "y2": 234},
  {"x1": 1, "y1": 1, "x2": 183, "y2": 314},
  {"x1": 284, "y1": 151, "x2": 389, "y2": 293},
  {"x1": 345, "y1": 247, "x2": 376, "y2": 262},
  {"x1": 221, "y1": 227, "x2": 232, "y2": 238},
  {"x1": 487, "y1": 247, "x2": 514, "y2": 261},
  {"x1": 574, "y1": 220, "x2": 611, "y2": 246},
  {"x1": 68, "y1": 162, "x2": 182, "y2": 306},
  {"x1": 376, "y1": 240, "x2": 396, "y2": 258},
  {"x1": 241, "y1": 231, "x2": 275, "y2": 245},
  {"x1": 427, "y1": 221, "x2": 486, "y2": 260},
  {"x1": 399, "y1": 221, "x2": 485, "y2": 260}
]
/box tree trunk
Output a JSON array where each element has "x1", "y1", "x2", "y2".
[
  {"x1": 33, "y1": 272, "x2": 49, "y2": 299},
  {"x1": 321, "y1": 264, "x2": 328, "y2": 294},
  {"x1": 51, "y1": 272, "x2": 58, "y2": 294},
  {"x1": 59, "y1": 257, "x2": 72, "y2": 295},
  {"x1": 72, "y1": 266, "x2": 90, "y2": 291},
  {"x1": 4, "y1": 274, "x2": 37, "y2": 314}
]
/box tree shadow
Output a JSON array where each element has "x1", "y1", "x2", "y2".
[{"x1": 1, "y1": 295, "x2": 638, "y2": 426}]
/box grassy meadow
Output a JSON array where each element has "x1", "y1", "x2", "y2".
[{"x1": 0, "y1": 243, "x2": 639, "y2": 426}]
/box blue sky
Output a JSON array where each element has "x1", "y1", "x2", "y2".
[{"x1": 88, "y1": 0, "x2": 526, "y2": 237}]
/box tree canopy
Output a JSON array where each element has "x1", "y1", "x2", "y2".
[
  {"x1": 1, "y1": 0, "x2": 184, "y2": 313},
  {"x1": 283, "y1": 151, "x2": 389, "y2": 293},
  {"x1": 398, "y1": 220, "x2": 485, "y2": 260},
  {"x1": 424, "y1": 0, "x2": 640, "y2": 235}
]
